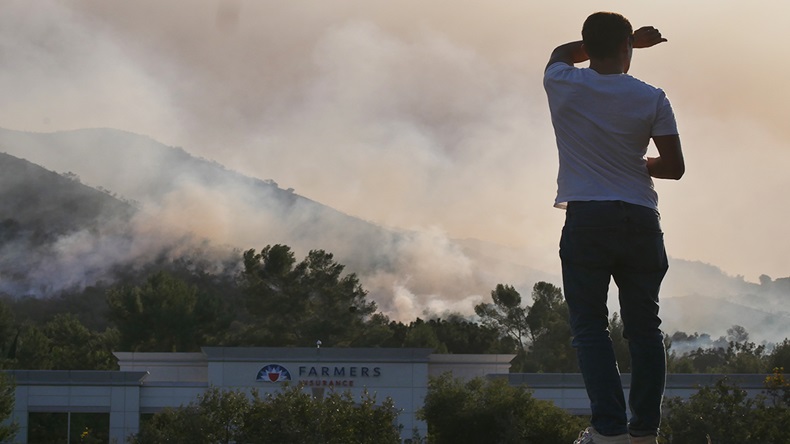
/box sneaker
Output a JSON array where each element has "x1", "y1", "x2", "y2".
[
  {"x1": 574, "y1": 427, "x2": 631, "y2": 444},
  {"x1": 629, "y1": 435, "x2": 658, "y2": 444}
]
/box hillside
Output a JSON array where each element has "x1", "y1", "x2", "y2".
[
  {"x1": 0, "y1": 128, "x2": 556, "y2": 317},
  {"x1": 1, "y1": 127, "x2": 788, "y2": 341},
  {"x1": 0, "y1": 152, "x2": 137, "y2": 295},
  {"x1": 0, "y1": 127, "x2": 399, "y2": 271},
  {"x1": 661, "y1": 295, "x2": 790, "y2": 345},
  {"x1": 0, "y1": 152, "x2": 135, "y2": 235}
]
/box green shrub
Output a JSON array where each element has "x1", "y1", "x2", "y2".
[{"x1": 419, "y1": 373, "x2": 585, "y2": 444}]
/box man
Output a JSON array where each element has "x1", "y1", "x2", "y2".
[{"x1": 543, "y1": 12, "x2": 685, "y2": 444}]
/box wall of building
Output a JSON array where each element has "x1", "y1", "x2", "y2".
[
  {"x1": 498, "y1": 373, "x2": 772, "y2": 415},
  {"x1": 3, "y1": 349, "x2": 775, "y2": 444},
  {"x1": 6, "y1": 370, "x2": 147, "y2": 443},
  {"x1": 4, "y1": 348, "x2": 515, "y2": 443}
]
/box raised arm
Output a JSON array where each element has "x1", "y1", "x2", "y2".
[
  {"x1": 546, "y1": 26, "x2": 666, "y2": 72},
  {"x1": 647, "y1": 135, "x2": 685, "y2": 180},
  {"x1": 545, "y1": 41, "x2": 588, "y2": 71},
  {"x1": 632, "y1": 26, "x2": 667, "y2": 49}
]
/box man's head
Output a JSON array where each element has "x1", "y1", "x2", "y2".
[{"x1": 582, "y1": 12, "x2": 633, "y2": 60}]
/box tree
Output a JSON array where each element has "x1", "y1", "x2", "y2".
[
  {"x1": 662, "y1": 374, "x2": 790, "y2": 444},
  {"x1": 1, "y1": 302, "x2": 117, "y2": 370},
  {"x1": 475, "y1": 282, "x2": 577, "y2": 372},
  {"x1": 107, "y1": 271, "x2": 228, "y2": 352},
  {"x1": 293, "y1": 249, "x2": 377, "y2": 345},
  {"x1": 133, "y1": 387, "x2": 249, "y2": 444},
  {"x1": 681, "y1": 347, "x2": 728, "y2": 373},
  {"x1": 666, "y1": 326, "x2": 769, "y2": 374},
  {"x1": 3, "y1": 324, "x2": 51, "y2": 370},
  {"x1": 42, "y1": 314, "x2": 118, "y2": 370},
  {"x1": 133, "y1": 385, "x2": 402, "y2": 444},
  {"x1": 720, "y1": 340, "x2": 767, "y2": 373},
  {"x1": 662, "y1": 378, "x2": 755, "y2": 443},
  {"x1": 240, "y1": 386, "x2": 401, "y2": 444},
  {"x1": 351, "y1": 312, "x2": 396, "y2": 347},
  {"x1": 192, "y1": 387, "x2": 250, "y2": 444},
  {"x1": 523, "y1": 282, "x2": 576, "y2": 373},
  {"x1": 133, "y1": 405, "x2": 206, "y2": 444},
  {"x1": 764, "y1": 367, "x2": 790, "y2": 408},
  {"x1": 474, "y1": 284, "x2": 528, "y2": 368},
  {"x1": 768, "y1": 339, "x2": 790, "y2": 371},
  {"x1": 419, "y1": 373, "x2": 586, "y2": 444},
  {"x1": 240, "y1": 246, "x2": 378, "y2": 347},
  {"x1": 0, "y1": 372, "x2": 18, "y2": 442},
  {"x1": 727, "y1": 325, "x2": 749, "y2": 343},
  {"x1": 380, "y1": 315, "x2": 513, "y2": 354},
  {"x1": 402, "y1": 319, "x2": 448, "y2": 353},
  {"x1": 0, "y1": 299, "x2": 15, "y2": 368},
  {"x1": 427, "y1": 315, "x2": 514, "y2": 354},
  {"x1": 609, "y1": 313, "x2": 631, "y2": 372}
]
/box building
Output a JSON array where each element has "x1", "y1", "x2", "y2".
[
  {"x1": 5, "y1": 347, "x2": 514, "y2": 443},
  {"x1": 3, "y1": 347, "x2": 773, "y2": 443}
]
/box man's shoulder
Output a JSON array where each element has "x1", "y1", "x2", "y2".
[
  {"x1": 545, "y1": 61, "x2": 576, "y2": 76},
  {"x1": 543, "y1": 62, "x2": 587, "y2": 87},
  {"x1": 623, "y1": 74, "x2": 666, "y2": 95},
  {"x1": 545, "y1": 61, "x2": 572, "y2": 71}
]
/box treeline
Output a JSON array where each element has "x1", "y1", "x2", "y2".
[
  {"x1": 0, "y1": 245, "x2": 513, "y2": 371},
  {"x1": 667, "y1": 328, "x2": 790, "y2": 374},
  {"x1": 473, "y1": 283, "x2": 790, "y2": 374},
  {"x1": 1, "y1": 244, "x2": 789, "y2": 374}
]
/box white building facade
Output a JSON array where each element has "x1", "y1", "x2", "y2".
[
  {"x1": 5, "y1": 348, "x2": 514, "y2": 443},
  {"x1": 3, "y1": 347, "x2": 774, "y2": 443}
]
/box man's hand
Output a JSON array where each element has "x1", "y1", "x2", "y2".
[{"x1": 633, "y1": 26, "x2": 667, "y2": 49}]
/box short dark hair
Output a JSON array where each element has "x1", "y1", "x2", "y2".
[{"x1": 582, "y1": 12, "x2": 633, "y2": 59}]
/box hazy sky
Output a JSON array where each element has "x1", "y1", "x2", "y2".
[{"x1": 2, "y1": 0, "x2": 789, "y2": 283}]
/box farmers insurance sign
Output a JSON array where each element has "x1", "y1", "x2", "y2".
[{"x1": 257, "y1": 364, "x2": 382, "y2": 387}]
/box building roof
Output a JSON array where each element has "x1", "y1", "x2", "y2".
[
  {"x1": 200, "y1": 347, "x2": 435, "y2": 362},
  {"x1": 5, "y1": 370, "x2": 148, "y2": 386}
]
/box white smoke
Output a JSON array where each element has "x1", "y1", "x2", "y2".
[{"x1": 1, "y1": 0, "x2": 789, "y2": 336}]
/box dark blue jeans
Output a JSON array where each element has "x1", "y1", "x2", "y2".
[{"x1": 560, "y1": 200, "x2": 668, "y2": 437}]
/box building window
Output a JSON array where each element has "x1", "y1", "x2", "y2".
[{"x1": 28, "y1": 412, "x2": 110, "y2": 444}]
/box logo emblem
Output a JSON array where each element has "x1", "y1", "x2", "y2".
[{"x1": 256, "y1": 364, "x2": 292, "y2": 383}]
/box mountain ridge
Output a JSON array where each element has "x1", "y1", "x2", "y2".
[{"x1": 1, "y1": 127, "x2": 787, "y2": 341}]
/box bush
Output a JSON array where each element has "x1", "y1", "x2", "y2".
[
  {"x1": 131, "y1": 385, "x2": 401, "y2": 444},
  {"x1": 661, "y1": 369, "x2": 790, "y2": 444},
  {"x1": 238, "y1": 386, "x2": 401, "y2": 444},
  {"x1": 419, "y1": 373, "x2": 585, "y2": 444}
]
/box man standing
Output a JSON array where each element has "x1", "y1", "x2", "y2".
[{"x1": 543, "y1": 12, "x2": 685, "y2": 444}]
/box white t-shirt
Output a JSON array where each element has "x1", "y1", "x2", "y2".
[{"x1": 543, "y1": 62, "x2": 678, "y2": 210}]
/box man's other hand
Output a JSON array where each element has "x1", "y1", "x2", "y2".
[{"x1": 633, "y1": 26, "x2": 667, "y2": 49}]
